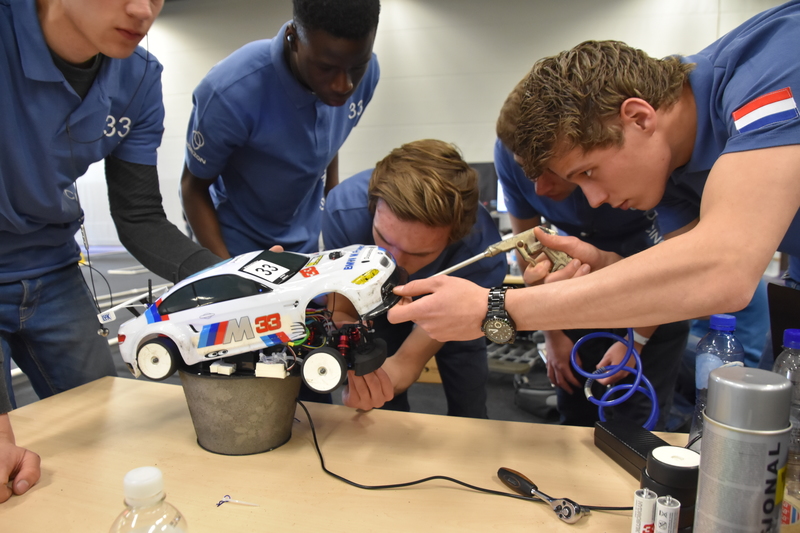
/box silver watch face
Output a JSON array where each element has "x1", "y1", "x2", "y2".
[{"x1": 483, "y1": 318, "x2": 514, "y2": 344}]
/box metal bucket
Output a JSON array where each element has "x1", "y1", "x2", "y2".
[{"x1": 179, "y1": 370, "x2": 301, "y2": 455}]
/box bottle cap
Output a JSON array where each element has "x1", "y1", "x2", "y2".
[
  {"x1": 709, "y1": 314, "x2": 736, "y2": 332},
  {"x1": 784, "y1": 329, "x2": 800, "y2": 350},
  {"x1": 706, "y1": 366, "x2": 791, "y2": 431},
  {"x1": 123, "y1": 466, "x2": 165, "y2": 506}
]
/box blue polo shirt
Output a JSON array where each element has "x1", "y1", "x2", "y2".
[
  {"x1": 494, "y1": 140, "x2": 661, "y2": 257},
  {"x1": 655, "y1": 1, "x2": 800, "y2": 279},
  {"x1": 185, "y1": 22, "x2": 380, "y2": 255},
  {"x1": 322, "y1": 170, "x2": 507, "y2": 287},
  {"x1": 0, "y1": 0, "x2": 164, "y2": 283}
]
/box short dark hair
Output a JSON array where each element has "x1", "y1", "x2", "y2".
[{"x1": 293, "y1": 0, "x2": 380, "y2": 40}]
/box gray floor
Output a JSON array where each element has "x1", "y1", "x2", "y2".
[{"x1": 10, "y1": 251, "x2": 555, "y2": 424}]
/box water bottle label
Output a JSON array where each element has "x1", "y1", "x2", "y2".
[{"x1": 696, "y1": 353, "x2": 724, "y2": 389}]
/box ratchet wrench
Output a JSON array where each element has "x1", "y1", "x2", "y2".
[{"x1": 498, "y1": 467, "x2": 590, "y2": 524}]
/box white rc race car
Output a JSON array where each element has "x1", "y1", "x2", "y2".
[{"x1": 99, "y1": 245, "x2": 407, "y2": 394}]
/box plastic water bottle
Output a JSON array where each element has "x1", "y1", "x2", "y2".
[
  {"x1": 110, "y1": 466, "x2": 188, "y2": 533},
  {"x1": 688, "y1": 314, "x2": 744, "y2": 451},
  {"x1": 773, "y1": 329, "x2": 800, "y2": 531}
]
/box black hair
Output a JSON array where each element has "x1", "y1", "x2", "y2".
[{"x1": 293, "y1": 0, "x2": 380, "y2": 40}]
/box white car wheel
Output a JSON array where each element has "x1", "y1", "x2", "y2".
[
  {"x1": 137, "y1": 338, "x2": 179, "y2": 381},
  {"x1": 302, "y1": 347, "x2": 346, "y2": 394}
]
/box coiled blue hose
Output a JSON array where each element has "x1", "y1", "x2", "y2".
[{"x1": 569, "y1": 328, "x2": 659, "y2": 430}]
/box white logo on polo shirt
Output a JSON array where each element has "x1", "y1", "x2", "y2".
[
  {"x1": 104, "y1": 116, "x2": 131, "y2": 138},
  {"x1": 348, "y1": 100, "x2": 364, "y2": 120},
  {"x1": 192, "y1": 130, "x2": 205, "y2": 150}
]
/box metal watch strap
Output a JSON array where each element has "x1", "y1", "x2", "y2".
[{"x1": 487, "y1": 286, "x2": 509, "y2": 315}]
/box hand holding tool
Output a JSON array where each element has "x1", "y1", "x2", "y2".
[{"x1": 433, "y1": 226, "x2": 572, "y2": 277}]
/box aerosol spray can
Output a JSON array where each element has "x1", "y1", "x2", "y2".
[{"x1": 694, "y1": 367, "x2": 791, "y2": 532}]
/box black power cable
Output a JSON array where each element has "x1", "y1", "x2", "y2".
[{"x1": 295, "y1": 400, "x2": 632, "y2": 513}]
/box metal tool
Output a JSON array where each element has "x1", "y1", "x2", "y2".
[
  {"x1": 498, "y1": 467, "x2": 590, "y2": 524},
  {"x1": 433, "y1": 226, "x2": 572, "y2": 277}
]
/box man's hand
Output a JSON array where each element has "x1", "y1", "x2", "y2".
[
  {"x1": 387, "y1": 276, "x2": 487, "y2": 342},
  {"x1": 533, "y1": 228, "x2": 622, "y2": 281},
  {"x1": 544, "y1": 330, "x2": 581, "y2": 393},
  {"x1": 595, "y1": 340, "x2": 641, "y2": 386},
  {"x1": 523, "y1": 257, "x2": 591, "y2": 286},
  {"x1": 341, "y1": 368, "x2": 394, "y2": 411},
  {"x1": 0, "y1": 414, "x2": 40, "y2": 503},
  {"x1": 520, "y1": 227, "x2": 604, "y2": 285},
  {"x1": 340, "y1": 326, "x2": 442, "y2": 411}
]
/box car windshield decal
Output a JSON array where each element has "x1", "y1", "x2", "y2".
[{"x1": 240, "y1": 250, "x2": 308, "y2": 284}]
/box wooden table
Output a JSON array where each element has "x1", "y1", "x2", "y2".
[{"x1": 3, "y1": 377, "x2": 684, "y2": 532}]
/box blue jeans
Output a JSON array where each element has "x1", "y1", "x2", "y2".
[{"x1": 0, "y1": 265, "x2": 117, "y2": 407}]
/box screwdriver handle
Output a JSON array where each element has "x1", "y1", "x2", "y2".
[{"x1": 497, "y1": 467, "x2": 538, "y2": 498}]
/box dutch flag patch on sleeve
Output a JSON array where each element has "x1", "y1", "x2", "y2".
[{"x1": 732, "y1": 87, "x2": 799, "y2": 133}]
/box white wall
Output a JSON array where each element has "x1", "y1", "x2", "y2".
[{"x1": 77, "y1": 0, "x2": 783, "y2": 246}]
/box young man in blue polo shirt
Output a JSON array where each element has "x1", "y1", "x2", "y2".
[
  {"x1": 389, "y1": 3, "x2": 800, "y2": 364},
  {"x1": 323, "y1": 140, "x2": 506, "y2": 418},
  {"x1": 0, "y1": 0, "x2": 222, "y2": 502},
  {"x1": 494, "y1": 82, "x2": 688, "y2": 429},
  {"x1": 181, "y1": 0, "x2": 381, "y2": 258}
]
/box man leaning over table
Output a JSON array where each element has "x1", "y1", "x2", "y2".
[
  {"x1": 322, "y1": 140, "x2": 506, "y2": 417},
  {"x1": 494, "y1": 78, "x2": 688, "y2": 429},
  {"x1": 387, "y1": 3, "x2": 800, "y2": 358},
  {"x1": 0, "y1": 0, "x2": 224, "y2": 501}
]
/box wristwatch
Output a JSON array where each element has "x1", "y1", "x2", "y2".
[{"x1": 481, "y1": 287, "x2": 516, "y2": 344}]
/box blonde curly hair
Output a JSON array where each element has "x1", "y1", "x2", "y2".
[
  {"x1": 368, "y1": 139, "x2": 478, "y2": 244},
  {"x1": 515, "y1": 40, "x2": 693, "y2": 179}
]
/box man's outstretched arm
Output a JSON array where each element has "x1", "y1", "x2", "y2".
[
  {"x1": 389, "y1": 146, "x2": 800, "y2": 340},
  {"x1": 105, "y1": 156, "x2": 222, "y2": 282}
]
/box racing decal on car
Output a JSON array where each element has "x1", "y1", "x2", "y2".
[
  {"x1": 198, "y1": 317, "x2": 255, "y2": 348},
  {"x1": 361, "y1": 247, "x2": 374, "y2": 263},
  {"x1": 300, "y1": 266, "x2": 319, "y2": 278},
  {"x1": 261, "y1": 332, "x2": 291, "y2": 347},
  {"x1": 145, "y1": 300, "x2": 169, "y2": 324},
  {"x1": 240, "y1": 259, "x2": 290, "y2": 283},
  {"x1": 343, "y1": 245, "x2": 364, "y2": 270},
  {"x1": 352, "y1": 269, "x2": 379, "y2": 285},
  {"x1": 255, "y1": 313, "x2": 282, "y2": 333},
  {"x1": 305, "y1": 255, "x2": 323, "y2": 267}
]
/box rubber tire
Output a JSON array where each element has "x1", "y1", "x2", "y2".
[
  {"x1": 302, "y1": 347, "x2": 347, "y2": 394},
  {"x1": 137, "y1": 337, "x2": 179, "y2": 381}
]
